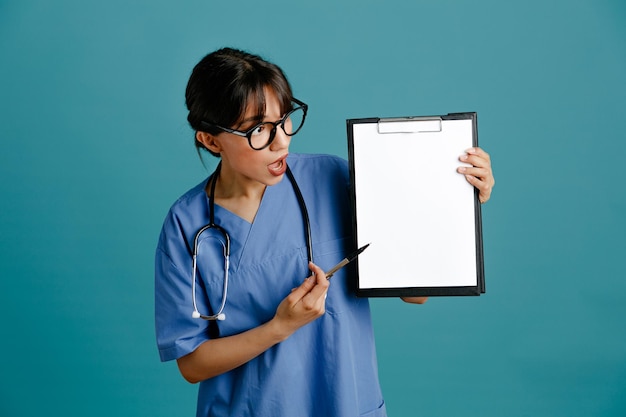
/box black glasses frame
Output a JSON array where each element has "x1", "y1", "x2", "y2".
[{"x1": 200, "y1": 98, "x2": 308, "y2": 150}]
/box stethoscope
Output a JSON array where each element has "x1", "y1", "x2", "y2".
[{"x1": 191, "y1": 162, "x2": 313, "y2": 321}]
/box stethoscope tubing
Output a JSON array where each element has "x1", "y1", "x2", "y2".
[
  {"x1": 191, "y1": 162, "x2": 312, "y2": 321},
  {"x1": 191, "y1": 223, "x2": 230, "y2": 320}
]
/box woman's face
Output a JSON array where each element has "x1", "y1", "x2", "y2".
[{"x1": 212, "y1": 87, "x2": 291, "y2": 188}]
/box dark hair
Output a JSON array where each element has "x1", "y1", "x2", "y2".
[{"x1": 185, "y1": 47, "x2": 294, "y2": 157}]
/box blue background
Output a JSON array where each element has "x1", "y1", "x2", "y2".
[{"x1": 1, "y1": 0, "x2": 625, "y2": 416}]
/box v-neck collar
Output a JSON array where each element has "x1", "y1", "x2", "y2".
[{"x1": 203, "y1": 176, "x2": 288, "y2": 272}]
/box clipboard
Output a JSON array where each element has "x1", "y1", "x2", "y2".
[{"x1": 347, "y1": 112, "x2": 485, "y2": 297}]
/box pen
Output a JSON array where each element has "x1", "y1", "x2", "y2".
[{"x1": 325, "y1": 243, "x2": 370, "y2": 279}]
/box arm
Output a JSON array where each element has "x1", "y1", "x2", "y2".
[
  {"x1": 401, "y1": 296, "x2": 428, "y2": 304},
  {"x1": 177, "y1": 262, "x2": 329, "y2": 383}
]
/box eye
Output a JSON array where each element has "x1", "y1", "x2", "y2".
[{"x1": 250, "y1": 124, "x2": 266, "y2": 136}]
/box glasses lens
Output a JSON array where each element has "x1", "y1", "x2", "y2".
[
  {"x1": 283, "y1": 107, "x2": 305, "y2": 136},
  {"x1": 249, "y1": 123, "x2": 275, "y2": 150}
]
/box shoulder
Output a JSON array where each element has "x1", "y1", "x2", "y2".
[
  {"x1": 164, "y1": 179, "x2": 208, "y2": 221},
  {"x1": 287, "y1": 152, "x2": 347, "y2": 167},
  {"x1": 157, "y1": 178, "x2": 210, "y2": 250},
  {"x1": 287, "y1": 153, "x2": 349, "y2": 183}
]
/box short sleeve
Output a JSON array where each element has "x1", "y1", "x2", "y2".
[{"x1": 154, "y1": 212, "x2": 212, "y2": 362}]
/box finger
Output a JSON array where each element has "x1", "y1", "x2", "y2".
[
  {"x1": 301, "y1": 262, "x2": 329, "y2": 303},
  {"x1": 464, "y1": 174, "x2": 490, "y2": 192},
  {"x1": 458, "y1": 162, "x2": 495, "y2": 186},
  {"x1": 460, "y1": 147, "x2": 491, "y2": 169},
  {"x1": 287, "y1": 275, "x2": 317, "y2": 305},
  {"x1": 459, "y1": 154, "x2": 491, "y2": 170},
  {"x1": 288, "y1": 263, "x2": 329, "y2": 304},
  {"x1": 464, "y1": 147, "x2": 491, "y2": 162},
  {"x1": 308, "y1": 262, "x2": 329, "y2": 294},
  {"x1": 308, "y1": 262, "x2": 328, "y2": 284},
  {"x1": 457, "y1": 166, "x2": 490, "y2": 179},
  {"x1": 463, "y1": 174, "x2": 492, "y2": 203}
]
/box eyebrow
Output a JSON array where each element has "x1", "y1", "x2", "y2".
[
  {"x1": 236, "y1": 111, "x2": 286, "y2": 130},
  {"x1": 239, "y1": 116, "x2": 264, "y2": 124},
  {"x1": 234, "y1": 98, "x2": 291, "y2": 130},
  {"x1": 233, "y1": 115, "x2": 264, "y2": 130}
]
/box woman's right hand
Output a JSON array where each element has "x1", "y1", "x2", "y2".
[
  {"x1": 177, "y1": 262, "x2": 329, "y2": 383},
  {"x1": 272, "y1": 262, "x2": 329, "y2": 339}
]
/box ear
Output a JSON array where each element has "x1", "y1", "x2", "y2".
[{"x1": 196, "y1": 131, "x2": 221, "y2": 155}]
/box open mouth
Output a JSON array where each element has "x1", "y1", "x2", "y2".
[{"x1": 267, "y1": 154, "x2": 288, "y2": 176}]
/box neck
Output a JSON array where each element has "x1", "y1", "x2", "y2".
[
  {"x1": 213, "y1": 167, "x2": 266, "y2": 200},
  {"x1": 208, "y1": 165, "x2": 266, "y2": 224}
]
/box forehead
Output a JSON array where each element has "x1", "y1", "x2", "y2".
[{"x1": 240, "y1": 87, "x2": 284, "y2": 123}]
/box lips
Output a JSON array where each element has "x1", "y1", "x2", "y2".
[{"x1": 267, "y1": 154, "x2": 288, "y2": 176}]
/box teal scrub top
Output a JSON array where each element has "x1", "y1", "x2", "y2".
[{"x1": 155, "y1": 154, "x2": 386, "y2": 417}]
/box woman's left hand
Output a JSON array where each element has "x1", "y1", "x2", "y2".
[{"x1": 457, "y1": 147, "x2": 495, "y2": 204}]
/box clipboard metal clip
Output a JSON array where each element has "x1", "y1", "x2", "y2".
[{"x1": 377, "y1": 116, "x2": 442, "y2": 134}]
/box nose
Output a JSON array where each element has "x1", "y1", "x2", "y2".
[{"x1": 269, "y1": 125, "x2": 290, "y2": 151}]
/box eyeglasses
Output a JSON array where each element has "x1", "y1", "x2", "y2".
[{"x1": 200, "y1": 98, "x2": 308, "y2": 150}]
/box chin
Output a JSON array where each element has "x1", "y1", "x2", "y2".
[{"x1": 265, "y1": 174, "x2": 285, "y2": 186}]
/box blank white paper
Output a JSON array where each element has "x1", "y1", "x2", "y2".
[{"x1": 352, "y1": 118, "x2": 478, "y2": 289}]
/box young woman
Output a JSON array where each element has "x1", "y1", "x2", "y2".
[{"x1": 155, "y1": 47, "x2": 495, "y2": 417}]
